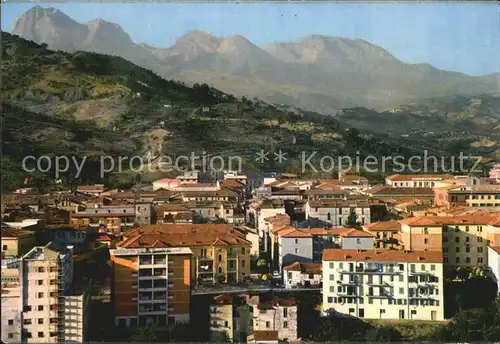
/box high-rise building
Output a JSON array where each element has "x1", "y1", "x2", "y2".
[
  {"x1": 110, "y1": 246, "x2": 192, "y2": 328},
  {"x1": 1, "y1": 242, "x2": 89, "y2": 343}
]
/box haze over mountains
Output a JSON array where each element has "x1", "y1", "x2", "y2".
[{"x1": 10, "y1": 6, "x2": 500, "y2": 113}]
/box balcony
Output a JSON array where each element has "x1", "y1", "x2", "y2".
[
  {"x1": 337, "y1": 291, "x2": 358, "y2": 297},
  {"x1": 368, "y1": 293, "x2": 393, "y2": 299},
  {"x1": 366, "y1": 281, "x2": 389, "y2": 287},
  {"x1": 337, "y1": 280, "x2": 359, "y2": 286},
  {"x1": 199, "y1": 256, "x2": 213, "y2": 261}
]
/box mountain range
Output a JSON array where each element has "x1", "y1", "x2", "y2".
[{"x1": 11, "y1": 5, "x2": 499, "y2": 113}]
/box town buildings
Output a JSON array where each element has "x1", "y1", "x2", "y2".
[
  {"x1": 247, "y1": 296, "x2": 298, "y2": 341},
  {"x1": 322, "y1": 249, "x2": 444, "y2": 321},
  {"x1": 283, "y1": 261, "x2": 322, "y2": 289}
]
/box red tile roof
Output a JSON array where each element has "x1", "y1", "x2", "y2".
[
  {"x1": 386, "y1": 174, "x2": 454, "y2": 181},
  {"x1": 322, "y1": 249, "x2": 442, "y2": 263},
  {"x1": 284, "y1": 261, "x2": 322, "y2": 274},
  {"x1": 364, "y1": 220, "x2": 402, "y2": 232},
  {"x1": 340, "y1": 229, "x2": 374, "y2": 238}
]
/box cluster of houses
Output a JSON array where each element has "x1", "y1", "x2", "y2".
[{"x1": 2, "y1": 168, "x2": 500, "y2": 343}]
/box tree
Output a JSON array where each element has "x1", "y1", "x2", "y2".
[
  {"x1": 129, "y1": 325, "x2": 159, "y2": 342},
  {"x1": 346, "y1": 210, "x2": 360, "y2": 228},
  {"x1": 212, "y1": 330, "x2": 231, "y2": 343}
]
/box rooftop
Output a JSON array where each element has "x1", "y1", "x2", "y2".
[
  {"x1": 117, "y1": 224, "x2": 251, "y2": 248},
  {"x1": 363, "y1": 220, "x2": 402, "y2": 232},
  {"x1": 284, "y1": 261, "x2": 322, "y2": 274},
  {"x1": 323, "y1": 248, "x2": 442, "y2": 263},
  {"x1": 386, "y1": 174, "x2": 454, "y2": 181}
]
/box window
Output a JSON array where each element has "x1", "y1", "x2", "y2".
[
  {"x1": 431, "y1": 265, "x2": 435, "y2": 271},
  {"x1": 424, "y1": 238, "x2": 428, "y2": 245},
  {"x1": 8, "y1": 334, "x2": 13, "y2": 339},
  {"x1": 478, "y1": 237, "x2": 483, "y2": 243},
  {"x1": 456, "y1": 257, "x2": 460, "y2": 264},
  {"x1": 224, "y1": 321, "x2": 228, "y2": 328},
  {"x1": 465, "y1": 246, "x2": 470, "y2": 253},
  {"x1": 38, "y1": 319, "x2": 44, "y2": 324},
  {"x1": 283, "y1": 308, "x2": 288, "y2": 318},
  {"x1": 265, "y1": 321, "x2": 270, "y2": 328},
  {"x1": 478, "y1": 247, "x2": 483, "y2": 253},
  {"x1": 24, "y1": 319, "x2": 32, "y2": 325},
  {"x1": 242, "y1": 247, "x2": 246, "y2": 255},
  {"x1": 444, "y1": 256, "x2": 448, "y2": 263},
  {"x1": 466, "y1": 257, "x2": 470, "y2": 264},
  {"x1": 329, "y1": 274, "x2": 334, "y2": 281},
  {"x1": 478, "y1": 257, "x2": 484, "y2": 264},
  {"x1": 423, "y1": 227, "x2": 428, "y2": 234},
  {"x1": 465, "y1": 237, "x2": 470, "y2": 242},
  {"x1": 294, "y1": 248, "x2": 299, "y2": 254},
  {"x1": 455, "y1": 237, "x2": 460, "y2": 243},
  {"x1": 443, "y1": 236, "x2": 448, "y2": 242},
  {"x1": 8, "y1": 320, "x2": 14, "y2": 325},
  {"x1": 456, "y1": 247, "x2": 460, "y2": 253},
  {"x1": 24, "y1": 306, "x2": 32, "y2": 312},
  {"x1": 328, "y1": 297, "x2": 333, "y2": 303},
  {"x1": 38, "y1": 332, "x2": 44, "y2": 338},
  {"x1": 242, "y1": 260, "x2": 246, "y2": 268},
  {"x1": 465, "y1": 226, "x2": 469, "y2": 232},
  {"x1": 295, "y1": 239, "x2": 299, "y2": 244},
  {"x1": 399, "y1": 287, "x2": 404, "y2": 294},
  {"x1": 37, "y1": 280, "x2": 43, "y2": 286},
  {"x1": 329, "y1": 262, "x2": 334, "y2": 269},
  {"x1": 37, "y1": 305, "x2": 43, "y2": 311},
  {"x1": 37, "y1": 267, "x2": 45, "y2": 273},
  {"x1": 37, "y1": 292, "x2": 44, "y2": 298},
  {"x1": 283, "y1": 321, "x2": 289, "y2": 328}
]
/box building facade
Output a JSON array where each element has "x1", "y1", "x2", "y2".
[
  {"x1": 322, "y1": 249, "x2": 444, "y2": 321},
  {"x1": 110, "y1": 247, "x2": 192, "y2": 327}
]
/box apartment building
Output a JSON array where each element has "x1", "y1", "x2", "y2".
[
  {"x1": 305, "y1": 200, "x2": 371, "y2": 227},
  {"x1": 322, "y1": 249, "x2": 444, "y2": 321},
  {"x1": 117, "y1": 224, "x2": 252, "y2": 284},
  {"x1": 400, "y1": 214, "x2": 500, "y2": 267},
  {"x1": 209, "y1": 295, "x2": 251, "y2": 342},
  {"x1": 247, "y1": 200, "x2": 287, "y2": 234},
  {"x1": 70, "y1": 204, "x2": 136, "y2": 235},
  {"x1": 247, "y1": 296, "x2": 298, "y2": 341},
  {"x1": 446, "y1": 185, "x2": 500, "y2": 208},
  {"x1": 317, "y1": 176, "x2": 370, "y2": 191},
  {"x1": 109, "y1": 246, "x2": 192, "y2": 327},
  {"x1": 1, "y1": 243, "x2": 89, "y2": 343},
  {"x1": 385, "y1": 174, "x2": 454, "y2": 188}
]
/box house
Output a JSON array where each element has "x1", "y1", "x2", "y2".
[
  {"x1": 247, "y1": 200, "x2": 287, "y2": 235},
  {"x1": 247, "y1": 296, "x2": 298, "y2": 341},
  {"x1": 174, "y1": 182, "x2": 221, "y2": 193},
  {"x1": 223, "y1": 171, "x2": 248, "y2": 186},
  {"x1": 322, "y1": 249, "x2": 445, "y2": 321},
  {"x1": 283, "y1": 261, "x2": 322, "y2": 289},
  {"x1": 76, "y1": 184, "x2": 105, "y2": 196},
  {"x1": 385, "y1": 174, "x2": 454, "y2": 188},
  {"x1": 1, "y1": 224, "x2": 37, "y2": 258},
  {"x1": 306, "y1": 186, "x2": 346, "y2": 201},
  {"x1": 152, "y1": 178, "x2": 181, "y2": 191},
  {"x1": 305, "y1": 200, "x2": 371, "y2": 227},
  {"x1": 363, "y1": 220, "x2": 402, "y2": 249},
  {"x1": 340, "y1": 229, "x2": 374, "y2": 250},
  {"x1": 209, "y1": 295, "x2": 251, "y2": 342},
  {"x1": 117, "y1": 224, "x2": 252, "y2": 283},
  {"x1": 277, "y1": 227, "x2": 314, "y2": 269}
]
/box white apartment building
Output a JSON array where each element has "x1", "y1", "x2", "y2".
[
  {"x1": 322, "y1": 249, "x2": 444, "y2": 321},
  {"x1": 1, "y1": 242, "x2": 89, "y2": 343},
  {"x1": 305, "y1": 200, "x2": 371, "y2": 227},
  {"x1": 385, "y1": 174, "x2": 454, "y2": 188},
  {"x1": 248, "y1": 296, "x2": 298, "y2": 341}
]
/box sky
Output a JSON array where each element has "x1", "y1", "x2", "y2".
[{"x1": 2, "y1": 2, "x2": 499, "y2": 76}]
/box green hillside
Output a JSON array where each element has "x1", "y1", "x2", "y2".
[{"x1": 1, "y1": 32, "x2": 470, "y2": 191}]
